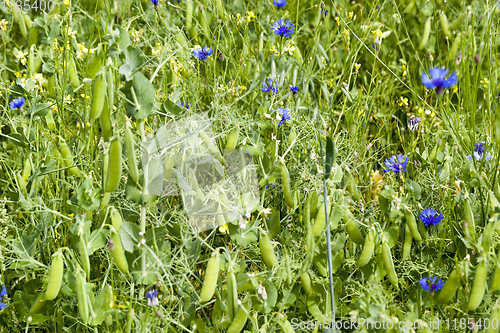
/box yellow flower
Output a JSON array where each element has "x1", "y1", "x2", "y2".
[
  {"x1": 398, "y1": 97, "x2": 408, "y2": 106},
  {"x1": 348, "y1": 11, "x2": 354, "y2": 19},
  {"x1": 452, "y1": 85, "x2": 458, "y2": 94},
  {"x1": 480, "y1": 78, "x2": 489, "y2": 89},
  {"x1": 334, "y1": 17, "x2": 340, "y2": 26},
  {"x1": 372, "y1": 30, "x2": 383, "y2": 45},
  {"x1": 64, "y1": 0, "x2": 70, "y2": 5},
  {"x1": 270, "y1": 45, "x2": 280, "y2": 56},
  {"x1": 246, "y1": 11, "x2": 255, "y2": 23},
  {"x1": 283, "y1": 44, "x2": 295, "y2": 56},
  {"x1": 402, "y1": 64, "x2": 407, "y2": 77},
  {"x1": 152, "y1": 43, "x2": 162, "y2": 56},
  {"x1": 343, "y1": 29, "x2": 349, "y2": 37},
  {"x1": 0, "y1": 19, "x2": 8, "y2": 31},
  {"x1": 219, "y1": 224, "x2": 229, "y2": 234},
  {"x1": 354, "y1": 63, "x2": 361, "y2": 73}
]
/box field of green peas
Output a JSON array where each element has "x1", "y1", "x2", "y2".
[{"x1": 1, "y1": 0, "x2": 500, "y2": 331}]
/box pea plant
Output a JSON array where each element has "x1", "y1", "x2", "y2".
[{"x1": 0, "y1": 0, "x2": 500, "y2": 332}]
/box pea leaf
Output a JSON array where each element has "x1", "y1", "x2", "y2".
[
  {"x1": 121, "y1": 72, "x2": 155, "y2": 120},
  {"x1": 120, "y1": 222, "x2": 140, "y2": 252},
  {"x1": 118, "y1": 46, "x2": 144, "y2": 81}
]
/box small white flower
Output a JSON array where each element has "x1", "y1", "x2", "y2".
[
  {"x1": 257, "y1": 281, "x2": 268, "y2": 300},
  {"x1": 239, "y1": 216, "x2": 246, "y2": 229}
]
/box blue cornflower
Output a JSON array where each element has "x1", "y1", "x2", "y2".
[
  {"x1": 384, "y1": 154, "x2": 410, "y2": 174},
  {"x1": 323, "y1": 10, "x2": 328, "y2": 18},
  {"x1": 421, "y1": 67, "x2": 458, "y2": 95},
  {"x1": 0, "y1": 285, "x2": 8, "y2": 309},
  {"x1": 419, "y1": 276, "x2": 444, "y2": 292},
  {"x1": 289, "y1": 85, "x2": 299, "y2": 94},
  {"x1": 9, "y1": 97, "x2": 25, "y2": 109},
  {"x1": 419, "y1": 209, "x2": 444, "y2": 227},
  {"x1": 146, "y1": 288, "x2": 159, "y2": 307},
  {"x1": 271, "y1": 19, "x2": 295, "y2": 38},
  {"x1": 467, "y1": 141, "x2": 493, "y2": 161},
  {"x1": 261, "y1": 79, "x2": 278, "y2": 94},
  {"x1": 176, "y1": 101, "x2": 190, "y2": 109},
  {"x1": 151, "y1": 0, "x2": 158, "y2": 5},
  {"x1": 193, "y1": 46, "x2": 213, "y2": 60},
  {"x1": 277, "y1": 107, "x2": 290, "y2": 126},
  {"x1": 273, "y1": 0, "x2": 286, "y2": 8}
]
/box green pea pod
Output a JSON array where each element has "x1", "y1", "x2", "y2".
[
  {"x1": 314, "y1": 258, "x2": 328, "y2": 277},
  {"x1": 17, "y1": 172, "x2": 28, "y2": 198},
  {"x1": 104, "y1": 136, "x2": 122, "y2": 192},
  {"x1": 404, "y1": 207, "x2": 422, "y2": 242},
  {"x1": 259, "y1": 230, "x2": 278, "y2": 269},
  {"x1": 280, "y1": 162, "x2": 294, "y2": 208},
  {"x1": 344, "y1": 214, "x2": 364, "y2": 245},
  {"x1": 14, "y1": 8, "x2": 27, "y2": 38},
  {"x1": 76, "y1": 267, "x2": 89, "y2": 324},
  {"x1": 307, "y1": 297, "x2": 326, "y2": 322},
  {"x1": 199, "y1": 251, "x2": 220, "y2": 303},
  {"x1": 467, "y1": 259, "x2": 488, "y2": 311},
  {"x1": 402, "y1": 223, "x2": 412, "y2": 261},
  {"x1": 225, "y1": 128, "x2": 239, "y2": 150},
  {"x1": 107, "y1": 67, "x2": 114, "y2": 111},
  {"x1": 357, "y1": 226, "x2": 375, "y2": 267},
  {"x1": 28, "y1": 26, "x2": 38, "y2": 48},
  {"x1": 124, "y1": 121, "x2": 139, "y2": 184},
  {"x1": 345, "y1": 167, "x2": 360, "y2": 201},
  {"x1": 86, "y1": 47, "x2": 103, "y2": 79},
  {"x1": 29, "y1": 291, "x2": 47, "y2": 314},
  {"x1": 99, "y1": 98, "x2": 112, "y2": 142},
  {"x1": 418, "y1": 218, "x2": 428, "y2": 240},
  {"x1": 311, "y1": 204, "x2": 326, "y2": 237},
  {"x1": 309, "y1": 192, "x2": 320, "y2": 220},
  {"x1": 47, "y1": 75, "x2": 57, "y2": 98},
  {"x1": 59, "y1": 137, "x2": 80, "y2": 176},
  {"x1": 79, "y1": 236, "x2": 91, "y2": 277},
  {"x1": 23, "y1": 14, "x2": 32, "y2": 30},
  {"x1": 90, "y1": 74, "x2": 106, "y2": 122},
  {"x1": 226, "y1": 299, "x2": 250, "y2": 333},
  {"x1": 464, "y1": 194, "x2": 476, "y2": 240},
  {"x1": 280, "y1": 318, "x2": 296, "y2": 333},
  {"x1": 68, "y1": 56, "x2": 80, "y2": 88},
  {"x1": 382, "y1": 240, "x2": 398, "y2": 289},
  {"x1": 300, "y1": 272, "x2": 313, "y2": 297},
  {"x1": 450, "y1": 14, "x2": 463, "y2": 31},
  {"x1": 419, "y1": 18, "x2": 432, "y2": 51},
  {"x1": 45, "y1": 111, "x2": 56, "y2": 131},
  {"x1": 44, "y1": 249, "x2": 64, "y2": 300},
  {"x1": 200, "y1": 132, "x2": 223, "y2": 164},
  {"x1": 446, "y1": 33, "x2": 461, "y2": 62},
  {"x1": 226, "y1": 267, "x2": 238, "y2": 320},
  {"x1": 186, "y1": 0, "x2": 193, "y2": 32},
  {"x1": 489, "y1": 250, "x2": 500, "y2": 292},
  {"x1": 110, "y1": 207, "x2": 129, "y2": 274},
  {"x1": 486, "y1": 303, "x2": 500, "y2": 333},
  {"x1": 440, "y1": 12, "x2": 451, "y2": 38},
  {"x1": 435, "y1": 265, "x2": 461, "y2": 304},
  {"x1": 403, "y1": 0, "x2": 416, "y2": 14}
]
